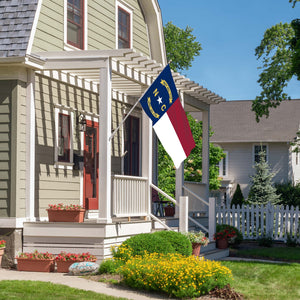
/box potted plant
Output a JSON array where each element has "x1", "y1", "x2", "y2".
[
  {"x1": 0, "y1": 240, "x2": 6, "y2": 267},
  {"x1": 164, "y1": 202, "x2": 175, "y2": 217},
  {"x1": 16, "y1": 250, "x2": 55, "y2": 272},
  {"x1": 55, "y1": 251, "x2": 97, "y2": 273},
  {"x1": 214, "y1": 225, "x2": 237, "y2": 249},
  {"x1": 183, "y1": 231, "x2": 209, "y2": 256},
  {"x1": 47, "y1": 203, "x2": 86, "y2": 223}
]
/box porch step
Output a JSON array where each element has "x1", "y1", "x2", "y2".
[{"x1": 200, "y1": 248, "x2": 229, "y2": 260}]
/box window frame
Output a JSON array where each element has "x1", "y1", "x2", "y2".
[
  {"x1": 64, "y1": 0, "x2": 87, "y2": 50},
  {"x1": 116, "y1": 1, "x2": 133, "y2": 49},
  {"x1": 218, "y1": 151, "x2": 228, "y2": 178},
  {"x1": 253, "y1": 144, "x2": 268, "y2": 164},
  {"x1": 54, "y1": 107, "x2": 74, "y2": 169}
]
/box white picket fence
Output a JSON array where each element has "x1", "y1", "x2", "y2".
[{"x1": 216, "y1": 203, "x2": 300, "y2": 242}]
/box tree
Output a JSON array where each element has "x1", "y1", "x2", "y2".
[
  {"x1": 163, "y1": 22, "x2": 202, "y2": 73},
  {"x1": 230, "y1": 184, "x2": 245, "y2": 208},
  {"x1": 252, "y1": 1, "x2": 299, "y2": 121},
  {"x1": 248, "y1": 151, "x2": 280, "y2": 205},
  {"x1": 158, "y1": 114, "x2": 225, "y2": 198}
]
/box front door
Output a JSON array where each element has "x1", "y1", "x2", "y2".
[{"x1": 83, "y1": 120, "x2": 99, "y2": 210}]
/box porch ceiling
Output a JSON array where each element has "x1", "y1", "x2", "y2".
[{"x1": 34, "y1": 49, "x2": 225, "y2": 110}]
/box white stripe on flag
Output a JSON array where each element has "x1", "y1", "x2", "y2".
[{"x1": 153, "y1": 113, "x2": 186, "y2": 169}]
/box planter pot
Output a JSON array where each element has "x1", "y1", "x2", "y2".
[
  {"x1": 217, "y1": 238, "x2": 229, "y2": 249},
  {"x1": 16, "y1": 258, "x2": 55, "y2": 272},
  {"x1": 164, "y1": 205, "x2": 175, "y2": 217},
  {"x1": 56, "y1": 260, "x2": 96, "y2": 273},
  {"x1": 192, "y1": 243, "x2": 201, "y2": 256},
  {"x1": 47, "y1": 209, "x2": 85, "y2": 222},
  {"x1": 0, "y1": 248, "x2": 5, "y2": 267}
]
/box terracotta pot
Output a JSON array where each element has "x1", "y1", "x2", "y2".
[
  {"x1": 164, "y1": 205, "x2": 175, "y2": 217},
  {"x1": 217, "y1": 238, "x2": 229, "y2": 249},
  {"x1": 16, "y1": 258, "x2": 55, "y2": 272},
  {"x1": 0, "y1": 248, "x2": 5, "y2": 267},
  {"x1": 192, "y1": 243, "x2": 201, "y2": 256},
  {"x1": 47, "y1": 209, "x2": 85, "y2": 222},
  {"x1": 56, "y1": 259, "x2": 96, "y2": 273}
]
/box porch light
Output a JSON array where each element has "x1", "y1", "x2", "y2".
[{"x1": 77, "y1": 113, "x2": 86, "y2": 132}]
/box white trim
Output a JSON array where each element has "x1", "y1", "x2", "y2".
[
  {"x1": 116, "y1": 1, "x2": 133, "y2": 49},
  {"x1": 25, "y1": 69, "x2": 36, "y2": 221},
  {"x1": 54, "y1": 107, "x2": 74, "y2": 168},
  {"x1": 26, "y1": 0, "x2": 43, "y2": 55},
  {"x1": 253, "y1": 143, "x2": 269, "y2": 163},
  {"x1": 64, "y1": 0, "x2": 88, "y2": 50},
  {"x1": 0, "y1": 218, "x2": 27, "y2": 228}
]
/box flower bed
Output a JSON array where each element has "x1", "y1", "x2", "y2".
[{"x1": 117, "y1": 252, "x2": 233, "y2": 298}]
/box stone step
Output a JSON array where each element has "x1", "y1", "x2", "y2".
[{"x1": 200, "y1": 248, "x2": 229, "y2": 260}]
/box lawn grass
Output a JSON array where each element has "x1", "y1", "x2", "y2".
[
  {"x1": 222, "y1": 261, "x2": 300, "y2": 300},
  {"x1": 231, "y1": 246, "x2": 300, "y2": 262},
  {"x1": 0, "y1": 280, "x2": 127, "y2": 300}
]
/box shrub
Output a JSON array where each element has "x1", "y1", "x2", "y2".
[
  {"x1": 286, "y1": 233, "x2": 298, "y2": 247},
  {"x1": 98, "y1": 259, "x2": 124, "y2": 274},
  {"x1": 216, "y1": 224, "x2": 243, "y2": 246},
  {"x1": 153, "y1": 230, "x2": 192, "y2": 256},
  {"x1": 113, "y1": 233, "x2": 176, "y2": 261},
  {"x1": 117, "y1": 252, "x2": 233, "y2": 298},
  {"x1": 230, "y1": 184, "x2": 245, "y2": 207},
  {"x1": 258, "y1": 235, "x2": 273, "y2": 247},
  {"x1": 275, "y1": 181, "x2": 300, "y2": 207}
]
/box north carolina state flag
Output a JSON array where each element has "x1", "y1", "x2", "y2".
[{"x1": 140, "y1": 65, "x2": 195, "y2": 168}]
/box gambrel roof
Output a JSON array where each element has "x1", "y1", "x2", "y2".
[
  {"x1": 209, "y1": 100, "x2": 300, "y2": 143},
  {"x1": 0, "y1": 0, "x2": 38, "y2": 57}
]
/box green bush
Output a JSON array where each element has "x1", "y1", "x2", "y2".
[
  {"x1": 117, "y1": 233, "x2": 176, "y2": 259},
  {"x1": 275, "y1": 181, "x2": 300, "y2": 207},
  {"x1": 216, "y1": 224, "x2": 243, "y2": 246},
  {"x1": 98, "y1": 259, "x2": 124, "y2": 274},
  {"x1": 153, "y1": 230, "x2": 192, "y2": 256},
  {"x1": 258, "y1": 235, "x2": 273, "y2": 247},
  {"x1": 230, "y1": 184, "x2": 245, "y2": 207}
]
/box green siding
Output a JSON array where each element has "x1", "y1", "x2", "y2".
[{"x1": 32, "y1": 0, "x2": 150, "y2": 56}]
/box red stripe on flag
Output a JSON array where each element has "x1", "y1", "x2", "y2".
[{"x1": 167, "y1": 98, "x2": 195, "y2": 157}]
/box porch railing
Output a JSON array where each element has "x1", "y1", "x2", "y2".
[{"x1": 112, "y1": 174, "x2": 148, "y2": 217}]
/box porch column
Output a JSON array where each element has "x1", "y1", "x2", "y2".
[
  {"x1": 98, "y1": 59, "x2": 112, "y2": 223},
  {"x1": 175, "y1": 91, "x2": 185, "y2": 218},
  {"x1": 26, "y1": 69, "x2": 35, "y2": 221},
  {"x1": 202, "y1": 108, "x2": 210, "y2": 201},
  {"x1": 141, "y1": 110, "x2": 152, "y2": 216}
]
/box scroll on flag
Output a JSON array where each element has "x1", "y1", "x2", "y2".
[{"x1": 140, "y1": 64, "x2": 195, "y2": 168}]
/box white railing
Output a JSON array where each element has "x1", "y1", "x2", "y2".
[
  {"x1": 216, "y1": 203, "x2": 300, "y2": 242},
  {"x1": 112, "y1": 175, "x2": 148, "y2": 217}
]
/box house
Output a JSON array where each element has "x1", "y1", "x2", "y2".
[
  {"x1": 0, "y1": 0, "x2": 225, "y2": 264},
  {"x1": 202, "y1": 100, "x2": 300, "y2": 205}
]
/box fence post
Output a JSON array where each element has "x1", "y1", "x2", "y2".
[
  {"x1": 209, "y1": 197, "x2": 216, "y2": 241},
  {"x1": 179, "y1": 196, "x2": 188, "y2": 233}
]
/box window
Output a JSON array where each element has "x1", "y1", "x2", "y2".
[
  {"x1": 58, "y1": 113, "x2": 70, "y2": 162},
  {"x1": 218, "y1": 151, "x2": 228, "y2": 177},
  {"x1": 67, "y1": 0, "x2": 84, "y2": 49},
  {"x1": 254, "y1": 145, "x2": 268, "y2": 163},
  {"x1": 55, "y1": 107, "x2": 74, "y2": 168},
  {"x1": 124, "y1": 116, "x2": 140, "y2": 176},
  {"x1": 117, "y1": 3, "x2": 132, "y2": 49}
]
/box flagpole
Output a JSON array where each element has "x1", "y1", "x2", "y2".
[{"x1": 109, "y1": 63, "x2": 170, "y2": 141}]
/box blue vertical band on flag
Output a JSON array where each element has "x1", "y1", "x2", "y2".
[{"x1": 140, "y1": 64, "x2": 178, "y2": 125}]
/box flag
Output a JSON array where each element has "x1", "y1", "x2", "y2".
[{"x1": 140, "y1": 64, "x2": 195, "y2": 168}]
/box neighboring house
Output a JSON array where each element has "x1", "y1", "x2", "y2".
[
  {"x1": 206, "y1": 100, "x2": 300, "y2": 205},
  {"x1": 0, "y1": 0, "x2": 225, "y2": 263}
]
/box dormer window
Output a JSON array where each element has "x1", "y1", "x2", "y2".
[
  {"x1": 67, "y1": 0, "x2": 84, "y2": 49},
  {"x1": 117, "y1": 2, "x2": 132, "y2": 49}
]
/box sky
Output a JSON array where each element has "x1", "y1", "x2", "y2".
[{"x1": 158, "y1": 0, "x2": 300, "y2": 101}]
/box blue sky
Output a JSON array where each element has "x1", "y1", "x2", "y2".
[{"x1": 159, "y1": 0, "x2": 299, "y2": 101}]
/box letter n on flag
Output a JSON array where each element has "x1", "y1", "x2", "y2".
[{"x1": 140, "y1": 64, "x2": 195, "y2": 169}]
